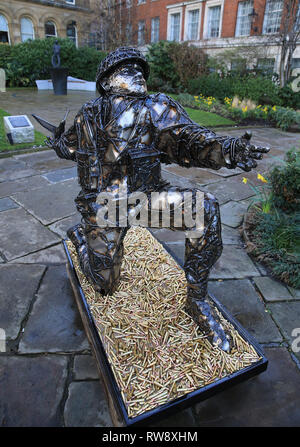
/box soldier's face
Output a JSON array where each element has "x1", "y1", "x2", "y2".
[{"x1": 107, "y1": 63, "x2": 147, "y2": 94}]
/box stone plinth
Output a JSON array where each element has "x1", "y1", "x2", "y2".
[{"x1": 4, "y1": 115, "x2": 34, "y2": 145}]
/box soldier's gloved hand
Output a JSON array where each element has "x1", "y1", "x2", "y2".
[{"x1": 234, "y1": 132, "x2": 270, "y2": 172}]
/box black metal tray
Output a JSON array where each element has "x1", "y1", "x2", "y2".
[{"x1": 63, "y1": 240, "x2": 268, "y2": 427}]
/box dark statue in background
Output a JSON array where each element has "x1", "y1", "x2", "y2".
[
  {"x1": 51, "y1": 40, "x2": 61, "y2": 68},
  {"x1": 33, "y1": 47, "x2": 269, "y2": 352}
]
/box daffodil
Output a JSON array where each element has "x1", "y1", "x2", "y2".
[
  {"x1": 257, "y1": 173, "x2": 268, "y2": 183},
  {"x1": 242, "y1": 177, "x2": 248, "y2": 184},
  {"x1": 272, "y1": 105, "x2": 276, "y2": 111},
  {"x1": 242, "y1": 106, "x2": 248, "y2": 113}
]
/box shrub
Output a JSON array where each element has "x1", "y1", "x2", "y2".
[
  {"x1": 176, "y1": 93, "x2": 199, "y2": 108},
  {"x1": 0, "y1": 43, "x2": 12, "y2": 68},
  {"x1": 187, "y1": 74, "x2": 236, "y2": 101},
  {"x1": 3, "y1": 38, "x2": 106, "y2": 87},
  {"x1": 278, "y1": 84, "x2": 300, "y2": 110},
  {"x1": 271, "y1": 107, "x2": 300, "y2": 131},
  {"x1": 233, "y1": 76, "x2": 282, "y2": 105},
  {"x1": 146, "y1": 41, "x2": 180, "y2": 92},
  {"x1": 269, "y1": 149, "x2": 300, "y2": 214},
  {"x1": 167, "y1": 42, "x2": 207, "y2": 89}
]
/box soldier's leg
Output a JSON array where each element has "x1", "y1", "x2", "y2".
[
  {"x1": 155, "y1": 186, "x2": 231, "y2": 351},
  {"x1": 183, "y1": 191, "x2": 231, "y2": 351},
  {"x1": 67, "y1": 222, "x2": 127, "y2": 295}
]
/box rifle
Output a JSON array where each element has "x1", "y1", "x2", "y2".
[{"x1": 32, "y1": 110, "x2": 69, "y2": 140}]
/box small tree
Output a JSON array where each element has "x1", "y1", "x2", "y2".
[
  {"x1": 278, "y1": 0, "x2": 300, "y2": 86},
  {"x1": 83, "y1": 0, "x2": 134, "y2": 51}
]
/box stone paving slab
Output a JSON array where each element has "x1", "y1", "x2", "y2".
[
  {"x1": 64, "y1": 381, "x2": 112, "y2": 427},
  {"x1": 73, "y1": 355, "x2": 99, "y2": 381},
  {"x1": 14, "y1": 150, "x2": 75, "y2": 173},
  {"x1": 0, "y1": 197, "x2": 19, "y2": 212},
  {"x1": 0, "y1": 355, "x2": 68, "y2": 427},
  {"x1": 0, "y1": 158, "x2": 37, "y2": 182},
  {"x1": 12, "y1": 179, "x2": 80, "y2": 225},
  {"x1": 210, "y1": 246, "x2": 261, "y2": 279},
  {"x1": 220, "y1": 200, "x2": 248, "y2": 228},
  {"x1": 267, "y1": 302, "x2": 300, "y2": 360},
  {"x1": 162, "y1": 164, "x2": 223, "y2": 186},
  {"x1": 288, "y1": 287, "x2": 300, "y2": 299},
  {"x1": 48, "y1": 213, "x2": 82, "y2": 239},
  {"x1": 0, "y1": 207, "x2": 60, "y2": 261},
  {"x1": 253, "y1": 277, "x2": 294, "y2": 302},
  {"x1": 208, "y1": 279, "x2": 282, "y2": 343},
  {"x1": 193, "y1": 347, "x2": 300, "y2": 426},
  {"x1": 202, "y1": 177, "x2": 255, "y2": 205},
  {"x1": 42, "y1": 166, "x2": 77, "y2": 184},
  {"x1": 0, "y1": 174, "x2": 50, "y2": 198},
  {"x1": 19, "y1": 266, "x2": 90, "y2": 353},
  {"x1": 221, "y1": 225, "x2": 242, "y2": 245},
  {"x1": 0, "y1": 264, "x2": 45, "y2": 339},
  {"x1": 10, "y1": 244, "x2": 66, "y2": 265}
]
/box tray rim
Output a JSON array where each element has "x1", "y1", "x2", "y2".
[{"x1": 63, "y1": 238, "x2": 268, "y2": 427}]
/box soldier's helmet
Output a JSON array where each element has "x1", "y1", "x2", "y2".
[{"x1": 96, "y1": 47, "x2": 150, "y2": 93}]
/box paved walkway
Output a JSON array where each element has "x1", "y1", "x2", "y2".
[{"x1": 0, "y1": 90, "x2": 300, "y2": 427}]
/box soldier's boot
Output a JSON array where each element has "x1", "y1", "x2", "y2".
[
  {"x1": 185, "y1": 283, "x2": 232, "y2": 352},
  {"x1": 67, "y1": 223, "x2": 95, "y2": 288}
]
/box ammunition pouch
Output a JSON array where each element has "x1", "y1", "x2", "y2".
[
  {"x1": 127, "y1": 146, "x2": 162, "y2": 192},
  {"x1": 76, "y1": 150, "x2": 101, "y2": 191}
]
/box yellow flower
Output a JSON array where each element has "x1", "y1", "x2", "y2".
[
  {"x1": 194, "y1": 96, "x2": 198, "y2": 99},
  {"x1": 272, "y1": 105, "x2": 277, "y2": 111},
  {"x1": 257, "y1": 173, "x2": 268, "y2": 183},
  {"x1": 242, "y1": 177, "x2": 248, "y2": 184},
  {"x1": 242, "y1": 106, "x2": 248, "y2": 112},
  {"x1": 257, "y1": 105, "x2": 261, "y2": 108}
]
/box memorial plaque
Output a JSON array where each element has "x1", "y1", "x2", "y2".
[{"x1": 8, "y1": 116, "x2": 30, "y2": 128}]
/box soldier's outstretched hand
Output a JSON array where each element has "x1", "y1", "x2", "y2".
[{"x1": 234, "y1": 131, "x2": 270, "y2": 172}]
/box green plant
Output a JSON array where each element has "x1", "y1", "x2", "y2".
[
  {"x1": 278, "y1": 83, "x2": 300, "y2": 110},
  {"x1": 271, "y1": 107, "x2": 300, "y2": 131},
  {"x1": 146, "y1": 41, "x2": 180, "y2": 92},
  {"x1": 269, "y1": 149, "x2": 300, "y2": 213},
  {"x1": 176, "y1": 93, "x2": 199, "y2": 109},
  {"x1": 2, "y1": 38, "x2": 106, "y2": 87}
]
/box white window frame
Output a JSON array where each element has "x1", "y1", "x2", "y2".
[
  {"x1": 137, "y1": 20, "x2": 146, "y2": 45},
  {"x1": 151, "y1": 16, "x2": 160, "y2": 43},
  {"x1": 235, "y1": 0, "x2": 254, "y2": 37},
  {"x1": 45, "y1": 20, "x2": 57, "y2": 38},
  {"x1": 184, "y1": 2, "x2": 202, "y2": 41},
  {"x1": 0, "y1": 13, "x2": 10, "y2": 44},
  {"x1": 67, "y1": 23, "x2": 77, "y2": 47},
  {"x1": 167, "y1": 6, "x2": 183, "y2": 42},
  {"x1": 262, "y1": 0, "x2": 283, "y2": 34},
  {"x1": 137, "y1": 0, "x2": 146, "y2": 4},
  {"x1": 66, "y1": 0, "x2": 75, "y2": 4},
  {"x1": 203, "y1": 0, "x2": 224, "y2": 39},
  {"x1": 20, "y1": 17, "x2": 35, "y2": 42}
]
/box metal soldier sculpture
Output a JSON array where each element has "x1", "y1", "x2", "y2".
[{"x1": 33, "y1": 47, "x2": 269, "y2": 352}]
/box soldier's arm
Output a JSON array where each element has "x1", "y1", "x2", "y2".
[{"x1": 150, "y1": 93, "x2": 269, "y2": 171}]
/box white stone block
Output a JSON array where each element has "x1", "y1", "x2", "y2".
[
  {"x1": 4, "y1": 115, "x2": 34, "y2": 145},
  {"x1": 0, "y1": 68, "x2": 5, "y2": 93}
]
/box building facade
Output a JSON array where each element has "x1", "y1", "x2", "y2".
[
  {"x1": 0, "y1": 0, "x2": 95, "y2": 47},
  {"x1": 133, "y1": 0, "x2": 300, "y2": 73}
]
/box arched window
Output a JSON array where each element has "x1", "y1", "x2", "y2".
[
  {"x1": 45, "y1": 21, "x2": 57, "y2": 38},
  {"x1": 0, "y1": 14, "x2": 9, "y2": 43},
  {"x1": 20, "y1": 17, "x2": 34, "y2": 42},
  {"x1": 66, "y1": 23, "x2": 77, "y2": 46}
]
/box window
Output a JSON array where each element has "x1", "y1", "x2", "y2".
[
  {"x1": 45, "y1": 21, "x2": 57, "y2": 38},
  {"x1": 187, "y1": 9, "x2": 200, "y2": 40},
  {"x1": 151, "y1": 17, "x2": 160, "y2": 43},
  {"x1": 262, "y1": 0, "x2": 283, "y2": 34},
  {"x1": 170, "y1": 13, "x2": 181, "y2": 41},
  {"x1": 292, "y1": 58, "x2": 300, "y2": 69},
  {"x1": 295, "y1": 3, "x2": 300, "y2": 32},
  {"x1": 0, "y1": 14, "x2": 9, "y2": 43},
  {"x1": 137, "y1": 0, "x2": 146, "y2": 4},
  {"x1": 257, "y1": 58, "x2": 275, "y2": 74},
  {"x1": 235, "y1": 0, "x2": 253, "y2": 36},
  {"x1": 67, "y1": 23, "x2": 77, "y2": 46},
  {"x1": 66, "y1": 0, "x2": 75, "y2": 3},
  {"x1": 207, "y1": 5, "x2": 221, "y2": 37},
  {"x1": 20, "y1": 17, "x2": 34, "y2": 42},
  {"x1": 138, "y1": 20, "x2": 146, "y2": 45}
]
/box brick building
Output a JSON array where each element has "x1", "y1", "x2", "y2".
[
  {"x1": 0, "y1": 0, "x2": 95, "y2": 47},
  {"x1": 133, "y1": 0, "x2": 300, "y2": 73}
]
